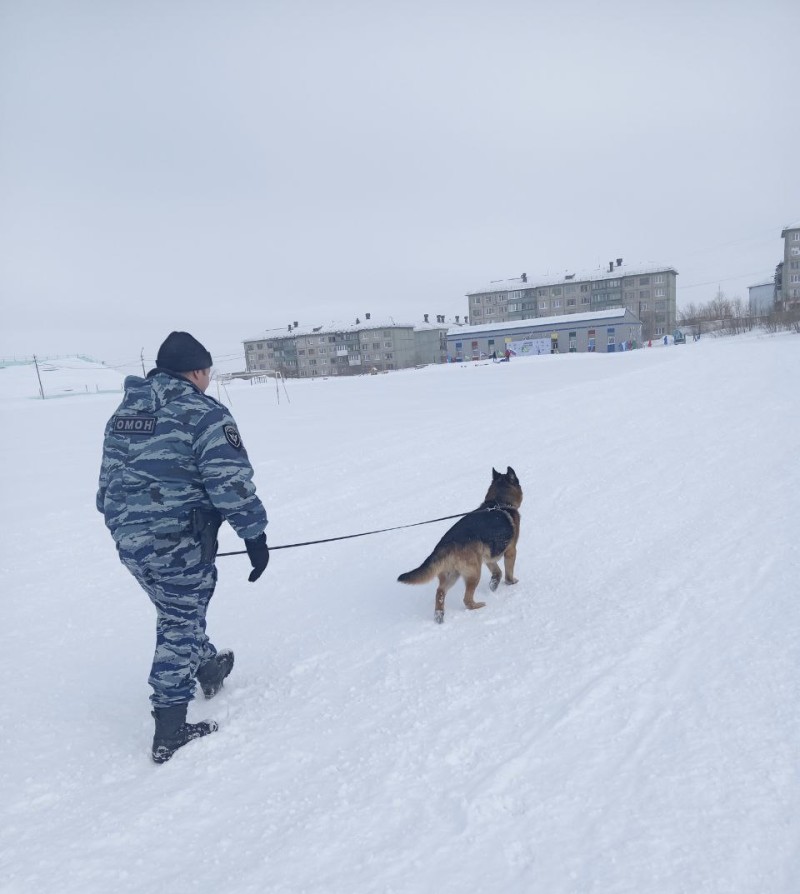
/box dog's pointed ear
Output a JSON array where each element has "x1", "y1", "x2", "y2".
[
  {"x1": 507, "y1": 466, "x2": 518, "y2": 482},
  {"x1": 492, "y1": 467, "x2": 500, "y2": 480}
]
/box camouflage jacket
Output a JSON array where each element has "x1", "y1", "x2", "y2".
[{"x1": 96, "y1": 369, "x2": 267, "y2": 541}]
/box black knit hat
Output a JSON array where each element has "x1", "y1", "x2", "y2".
[{"x1": 156, "y1": 332, "x2": 213, "y2": 372}]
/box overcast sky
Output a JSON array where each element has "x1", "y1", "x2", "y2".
[{"x1": 2, "y1": 0, "x2": 798, "y2": 368}]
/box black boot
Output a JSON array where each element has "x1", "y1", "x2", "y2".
[
  {"x1": 196, "y1": 649, "x2": 235, "y2": 699},
  {"x1": 151, "y1": 704, "x2": 218, "y2": 764}
]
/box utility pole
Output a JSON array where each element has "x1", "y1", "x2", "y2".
[
  {"x1": 140, "y1": 348, "x2": 146, "y2": 376},
  {"x1": 33, "y1": 355, "x2": 45, "y2": 399}
]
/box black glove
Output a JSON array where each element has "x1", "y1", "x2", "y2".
[{"x1": 244, "y1": 533, "x2": 269, "y2": 582}]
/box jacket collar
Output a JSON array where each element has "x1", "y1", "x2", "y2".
[{"x1": 147, "y1": 367, "x2": 204, "y2": 395}]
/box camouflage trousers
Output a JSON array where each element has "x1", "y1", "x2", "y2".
[{"x1": 116, "y1": 529, "x2": 218, "y2": 709}]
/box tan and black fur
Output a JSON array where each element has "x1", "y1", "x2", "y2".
[{"x1": 398, "y1": 467, "x2": 522, "y2": 623}]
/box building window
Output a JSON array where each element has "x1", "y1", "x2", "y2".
[
  {"x1": 553, "y1": 299, "x2": 561, "y2": 308},
  {"x1": 539, "y1": 301, "x2": 548, "y2": 310},
  {"x1": 551, "y1": 287, "x2": 562, "y2": 296},
  {"x1": 655, "y1": 288, "x2": 666, "y2": 297},
  {"x1": 791, "y1": 274, "x2": 800, "y2": 283},
  {"x1": 588, "y1": 329, "x2": 596, "y2": 352},
  {"x1": 567, "y1": 298, "x2": 576, "y2": 307},
  {"x1": 639, "y1": 276, "x2": 650, "y2": 285},
  {"x1": 640, "y1": 302, "x2": 648, "y2": 311},
  {"x1": 655, "y1": 274, "x2": 665, "y2": 283},
  {"x1": 581, "y1": 294, "x2": 590, "y2": 305},
  {"x1": 569, "y1": 331, "x2": 577, "y2": 351},
  {"x1": 793, "y1": 233, "x2": 800, "y2": 241}
]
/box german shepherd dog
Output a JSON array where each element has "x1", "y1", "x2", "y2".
[{"x1": 398, "y1": 467, "x2": 522, "y2": 623}]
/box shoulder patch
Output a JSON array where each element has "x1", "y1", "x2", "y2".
[
  {"x1": 223, "y1": 424, "x2": 242, "y2": 450},
  {"x1": 113, "y1": 415, "x2": 156, "y2": 436}
]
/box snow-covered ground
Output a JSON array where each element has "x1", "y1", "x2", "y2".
[{"x1": 1, "y1": 333, "x2": 798, "y2": 893}]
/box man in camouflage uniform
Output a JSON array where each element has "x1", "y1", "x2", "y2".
[{"x1": 97, "y1": 332, "x2": 269, "y2": 763}]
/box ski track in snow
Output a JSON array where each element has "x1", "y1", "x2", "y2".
[{"x1": 1, "y1": 333, "x2": 799, "y2": 894}]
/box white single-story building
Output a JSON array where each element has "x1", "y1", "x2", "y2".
[
  {"x1": 446, "y1": 308, "x2": 643, "y2": 360},
  {"x1": 748, "y1": 280, "x2": 775, "y2": 317}
]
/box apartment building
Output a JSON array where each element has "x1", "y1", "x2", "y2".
[
  {"x1": 243, "y1": 315, "x2": 448, "y2": 377},
  {"x1": 466, "y1": 260, "x2": 678, "y2": 341},
  {"x1": 780, "y1": 221, "x2": 800, "y2": 310}
]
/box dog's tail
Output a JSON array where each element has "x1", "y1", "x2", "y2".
[{"x1": 397, "y1": 552, "x2": 440, "y2": 585}]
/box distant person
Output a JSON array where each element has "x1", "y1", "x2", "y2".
[
  {"x1": 504, "y1": 348, "x2": 512, "y2": 361},
  {"x1": 663, "y1": 335, "x2": 668, "y2": 346},
  {"x1": 96, "y1": 332, "x2": 270, "y2": 763}
]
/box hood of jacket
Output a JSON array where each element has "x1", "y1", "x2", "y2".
[{"x1": 120, "y1": 369, "x2": 204, "y2": 414}]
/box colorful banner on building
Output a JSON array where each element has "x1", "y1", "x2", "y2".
[{"x1": 506, "y1": 338, "x2": 551, "y2": 356}]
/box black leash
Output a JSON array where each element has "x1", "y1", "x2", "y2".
[{"x1": 216, "y1": 511, "x2": 470, "y2": 557}]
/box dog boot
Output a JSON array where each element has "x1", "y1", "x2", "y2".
[
  {"x1": 151, "y1": 704, "x2": 218, "y2": 764},
  {"x1": 196, "y1": 649, "x2": 235, "y2": 699}
]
